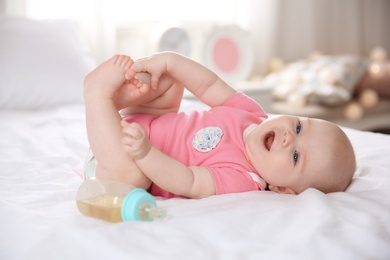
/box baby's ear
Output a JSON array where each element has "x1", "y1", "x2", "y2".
[{"x1": 268, "y1": 185, "x2": 297, "y2": 195}]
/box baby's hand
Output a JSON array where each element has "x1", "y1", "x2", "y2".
[
  {"x1": 131, "y1": 53, "x2": 168, "y2": 90},
  {"x1": 121, "y1": 120, "x2": 151, "y2": 160}
]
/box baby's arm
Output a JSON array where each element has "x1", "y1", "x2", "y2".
[
  {"x1": 131, "y1": 52, "x2": 237, "y2": 107},
  {"x1": 121, "y1": 121, "x2": 216, "y2": 198}
]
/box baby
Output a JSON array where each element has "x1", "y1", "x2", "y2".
[{"x1": 84, "y1": 52, "x2": 356, "y2": 198}]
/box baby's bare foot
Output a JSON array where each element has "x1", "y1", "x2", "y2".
[
  {"x1": 112, "y1": 77, "x2": 150, "y2": 110},
  {"x1": 84, "y1": 54, "x2": 136, "y2": 98},
  {"x1": 129, "y1": 77, "x2": 144, "y2": 88}
]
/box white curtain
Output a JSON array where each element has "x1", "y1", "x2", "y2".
[
  {"x1": 0, "y1": 0, "x2": 116, "y2": 62},
  {"x1": 2, "y1": 0, "x2": 389, "y2": 76}
]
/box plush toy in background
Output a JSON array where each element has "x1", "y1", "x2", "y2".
[
  {"x1": 344, "y1": 47, "x2": 389, "y2": 121},
  {"x1": 263, "y1": 47, "x2": 390, "y2": 121},
  {"x1": 264, "y1": 54, "x2": 367, "y2": 108}
]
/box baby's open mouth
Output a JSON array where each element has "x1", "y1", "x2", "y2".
[{"x1": 263, "y1": 131, "x2": 275, "y2": 151}]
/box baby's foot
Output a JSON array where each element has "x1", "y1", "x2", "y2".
[
  {"x1": 84, "y1": 54, "x2": 136, "y2": 99},
  {"x1": 129, "y1": 77, "x2": 144, "y2": 89},
  {"x1": 113, "y1": 77, "x2": 150, "y2": 110}
]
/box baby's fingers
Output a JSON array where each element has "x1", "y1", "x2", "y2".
[
  {"x1": 121, "y1": 121, "x2": 137, "y2": 136},
  {"x1": 132, "y1": 60, "x2": 161, "y2": 90},
  {"x1": 121, "y1": 121, "x2": 146, "y2": 139},
  {"x1": 124, "y1": 68, "x2": 137, "y2": 81},
  {"x1": 120, "y1": 119, "x2": 130, "y2": 128}
]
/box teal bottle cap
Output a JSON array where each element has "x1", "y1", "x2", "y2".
[{"x1": 121, "y1": 188, "x2": 156, "y2": 221}]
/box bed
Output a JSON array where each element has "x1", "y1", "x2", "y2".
[{"x1": 1, "y1": 17, "x2": 390, "y2": 259}]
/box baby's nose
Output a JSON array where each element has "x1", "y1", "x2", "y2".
[{"x1": 282, "y1": 130, "x2": 294, "y2": 148}]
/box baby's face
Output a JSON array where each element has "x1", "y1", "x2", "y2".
[{"x1": 245, "y1": 115, "x2": 337, "y2": 194}]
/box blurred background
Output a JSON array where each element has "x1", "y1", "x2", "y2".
[
  {"x1": 1, "y1": 0, "x2": 390, "y2": 131},
  {"x1": 1, "y1": 0, "x2": 389, "y2": 76}
]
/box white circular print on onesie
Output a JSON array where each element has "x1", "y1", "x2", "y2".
[{"x1": 192, "y1": 126, "x2": 223, "y2": 153}]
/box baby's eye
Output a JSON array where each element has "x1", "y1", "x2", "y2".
[
  {"x1": 293, "y1": 150, "x2": 299, "y2": 165},
  {"x1": 296, "y1": 121, "x2": 302, "y2": 134}
]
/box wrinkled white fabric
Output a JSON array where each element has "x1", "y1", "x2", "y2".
[{"x1": 1, "y1": 102, "x2": 389, "y2": 260}]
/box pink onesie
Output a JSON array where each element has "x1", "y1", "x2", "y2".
[{"x1": 124, "y1": 92, "x2": 268, "y2": 198}]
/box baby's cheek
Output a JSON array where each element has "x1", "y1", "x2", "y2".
[{"x1": 267, "y1": 156, "x2": 288, "y2": 174}]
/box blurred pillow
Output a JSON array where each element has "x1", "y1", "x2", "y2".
[
  {"x1": 264, "y1": 55, "x2": 367, "y2": 107},
  {"x1": 0, "y1": 17, "x2": 96, "y2": 109}
]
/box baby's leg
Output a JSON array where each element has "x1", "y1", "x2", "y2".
[
  {"x1": 84, "y1": 54, "x2": 137, "y2": 99},
  {"x1": 84, "y1": 54, "x2": 152, "y2": 189}
]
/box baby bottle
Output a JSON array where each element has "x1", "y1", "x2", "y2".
[{"x1": 76, "y1": 178, "x2": 167, "y2": 223}]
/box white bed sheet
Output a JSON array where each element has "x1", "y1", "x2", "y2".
[{"x1": 1, "y1": 101, "x2": 390, "y2": 260}]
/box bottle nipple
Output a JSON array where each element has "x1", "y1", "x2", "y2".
[
  {"x1": 121, "y1": 188, "x2": 167, "y2": 222},
  {"x1": 138, "y1": 201, "x2": 168, "y2": 221}
]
